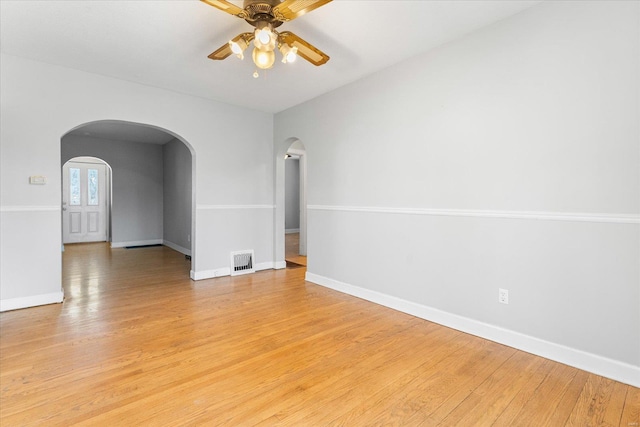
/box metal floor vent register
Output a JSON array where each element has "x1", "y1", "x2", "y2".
[{"x1": 230, "y1": 250, "x2": 255, "y2": 276}]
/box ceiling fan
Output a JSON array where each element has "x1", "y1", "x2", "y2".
[{"x1": 201, "y1": 0, "x2": 332, "y2": 76}]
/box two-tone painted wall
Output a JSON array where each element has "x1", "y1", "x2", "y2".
[{"x1": 274, "y1": 1, "x2": 640, "y2": 386}]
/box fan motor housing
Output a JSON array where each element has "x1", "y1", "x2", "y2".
[{"x1": 243, "y1": 0, "x2": 284, "y2": 27}]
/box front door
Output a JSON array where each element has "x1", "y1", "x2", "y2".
[{"x1": 62, "y1": 161, "x2": 107, "y2": 243}]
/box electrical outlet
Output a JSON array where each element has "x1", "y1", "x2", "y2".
[{"x1": 499, "y1": 288, "x2": 509, "y2": 304}]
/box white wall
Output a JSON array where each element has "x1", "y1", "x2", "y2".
[
  {"x1": 62, "y1": 134, "x2": 164, "y2": 246},
  {"x1": 285, "y1": 158, "x2": 300, "y2": 231},
  {"x1": 275, "y1": 0, "x2": 639, "y2": 385},
  {"x1": 0, "y1": 53, "x2": 275, "y2": 309},
  {"x1": 163, "y1": 138, "x2": 193, "y2": 255}
]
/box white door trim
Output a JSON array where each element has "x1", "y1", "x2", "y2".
[{"x1": 287, "y1": 147, "x2": 307, "y2": 256}]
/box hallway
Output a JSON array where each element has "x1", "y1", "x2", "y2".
[{"x1": 285, "y1": 232, "x2": 306, "y2": 267}]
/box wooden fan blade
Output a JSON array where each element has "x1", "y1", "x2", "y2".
[
  {"x1": 208, "y1": 32, "x2": 254, "y2": 60},
  {"x1": 279, "y1": 31, "x2": 329, "y2": 66},
  {"x1": 208, "y1": 43, "x2": 233, "y2": 60},
  {"x1": 272, "y1": 0, "x2": 332, "y2": 22},
  {"x1": 200, "y1": 0, "x2": 247, "y2": 18}
]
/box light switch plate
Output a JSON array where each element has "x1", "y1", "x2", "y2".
[{"x1": 29, "y1": 175, "x2": 46, "y2": 185}]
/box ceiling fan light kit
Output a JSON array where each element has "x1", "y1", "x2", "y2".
[
  {"x1": 253, "y1": 46, "x2": 276, "y2": 69},
  {"x1": 279, "y1": 44, "x2": 298, "y2": 63},
  {"x1": 202, "y1": 0, "x2": 331, "y2": 76},
  {"x1": 229, "y1": 38, "x2": 249, "y2": 59}
]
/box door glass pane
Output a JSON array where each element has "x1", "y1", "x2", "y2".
[
  {"x1": 88, "y1": 169, "x2": 99, "y2": 206},
  {"x1": 69, "y1": 167, "x2": 81, "y2": 206}
]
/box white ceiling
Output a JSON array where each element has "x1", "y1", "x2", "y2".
[{"x1": 0, "y1": 0, "x2": 540, "y2": 114}]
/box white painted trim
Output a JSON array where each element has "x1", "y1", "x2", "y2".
[
  {"x1": 163, "y1": 240, "x2": 191, "y2": 256},
  {"x1": 192, "y1": 268, "x2": 231, "y2": 280},
  {"x1": 111, "y1": 239, "x2": 163, "y2": 248},
  {"x1": 254, "y1": 262, "x2": 276, "y2": 272},
  {"x1": 285, "y1": 228, "x2": 300, "y2": 234},
  {"x1": 298, "y1": 151, "x2": 307, "y2": 256},
  {"x1": 274, "y1": 261, "x2": 287, "y2": 270},
  {"x1": 191, "y1": 262, "x2": 279, "y2": 280},
  {"x1": 286, "y1": 148, "x2": 306, "y2": 157},
  {"x1": 305, "y1": 272, "x2": 640, "y2": 388},
  {"x1": 197, "y1": 205, "x2": 275, "y2": 210},
  {"x1": 308, "y1": 205, "x2": 640, "y2": 224},
  {"x1": 0, "y1": 205, "x2": 60, "y2": 213},
  {"x1": 0, "y1": 291, "x2": 64, "y2": 312}
]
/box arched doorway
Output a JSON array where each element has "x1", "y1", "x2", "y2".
[
  {"x1": 285, "y1": 141, "x2": 307, "y2": 263},
  {"x1": 275, "y1": 137, "x2": 308, "y2": 269},
  {"x1": 60, "y1": 120, "x2": 196, "y2": 273}
]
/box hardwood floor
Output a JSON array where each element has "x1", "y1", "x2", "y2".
[
  {"x1": 285, "y1": 232, "x2": 307, "y2": 267},
  {"x1": 1, "y1": 243, "x2": 638, "y2": 426}
]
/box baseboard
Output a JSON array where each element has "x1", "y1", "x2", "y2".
[
  {"x1": 163, "y1": 240, "x2": 191, "y2": 256},
  {"x1": 0, "y1": 291, "x2": 64, "y2": 312},
  {"x1": 285, "y1": 229, "x2": 300, "y2": 234},
  {"x1": 274, "y1": 261, "x2": 287, "y2": 270},
  {"x1": 191, "y1": 268, "x2": 230, "y2": 280},
  {"x1": 191, "y1": 262, "x2": 279, "y2": 280},
  {"x1": 305, "y1": 272, "x2": 640, "y2": 388},
  {"x1": 111, "y1": 239, "x2": 163, "y2": 248}
]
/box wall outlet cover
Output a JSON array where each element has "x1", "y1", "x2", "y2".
[{"x1": 499, "y1": 288, "x2": 509, "y2": 304}]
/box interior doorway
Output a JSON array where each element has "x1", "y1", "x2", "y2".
[
  {"x1": 284, "y1": 141, "x2": 307, "y2": 267},
  {"x1": 62, "y1": 157, "x2": 111, "y2": 244},
  {"x1": 60, "y1": 120, "x2": 196, "y2": 277}
]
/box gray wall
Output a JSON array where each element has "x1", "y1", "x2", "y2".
[
  {"x1": 275, "y1": 0, "x2": 639, "y2": 382},
  {"x1": 163, "y1": 138, "x2": 192, "y2": 253},
  {"x1": 61, "y1": 134, "x2": 164, "y2": 245},
  {"x1": 285, "y1": 158, "x2": 300, "y2": 231}
]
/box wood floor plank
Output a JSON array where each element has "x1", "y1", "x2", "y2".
[
  {"x1": 212, "y1": 316, "x2": 426, "y2": 425},
  {"x1": 413, "y1": 343, "x2": 516, "y2": 425},
  {"x1": 1, "y1": 242, "x2": 637, "y2": 426},
  {"x1": 543, "y1": 368, "x2": 590, "y2": 426},
  {"x1": 620, "y1": 385, "x2": 640, "y2": 427},
  {"x1": 506, "y1": 362, "x2": 579, "y2": 426},
  {"x1": 436, "y1": 350, "x2": 547, "y2": 426},
  {"x1": 257, "y1": 323, "x2": 459, "y2": 426},
  {"x1": 602, "y1": 381, "x2": 631, "y2": 427},
  {"x1": 567, "y1": 374, "x2": 629, "y2": 427},
  {"x1": 469, "y1": 352, "x2": 554, "y2": 426},
  {"x1": 304, "y1": 328, "x2": 477, "y2": 426},
  {"x1": 322, "y1": 329, "x2": 476, "y2": 426},
  {"x1": 81, "y1": 305, "x2": 415, "y2": 425}
]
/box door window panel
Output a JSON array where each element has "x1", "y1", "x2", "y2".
[
  {"x1": 88, "y1": 169, "x2": 99, "y2": 206},
  {"x1": 70, "y1": 167, "x2": 81, "y2": 206}
]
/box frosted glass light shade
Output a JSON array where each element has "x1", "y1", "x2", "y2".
[
  {"x1": 254, "y1": 27, "x2": 276, "y2": 51},
  {"x1": 280, "y1": 44, "x2": 298, "y2": 63},
  {"x1": 252, "y1": 47, "x2": 275, "y2": 69},
  {"x1": 229, "y1": 39, "x2": 247, "y2": 60}
]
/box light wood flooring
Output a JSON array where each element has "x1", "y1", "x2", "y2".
[
  {"x1": 0, "y1": 243, "x2": 638, "y2": 426},
  {"x1": 285, "y1": 232, "x2": 307, "y2": 267}
]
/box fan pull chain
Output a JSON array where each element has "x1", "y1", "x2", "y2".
[{"x1": 253, "y1": 69, "x2": 270, "y2": 80}]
